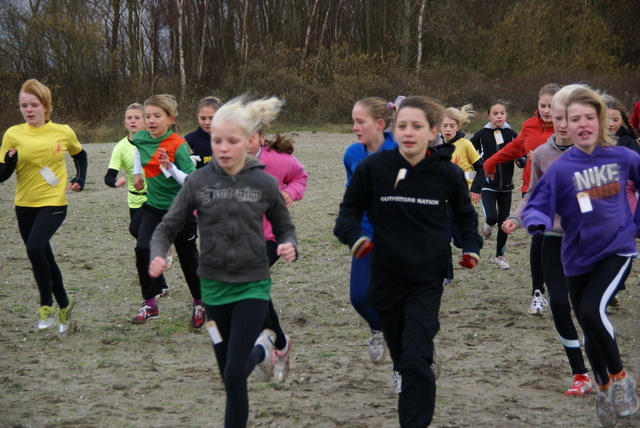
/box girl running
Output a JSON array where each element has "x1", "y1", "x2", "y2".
[
  {"x1": 470, "y1": 101, "x2": 518, "y2": 269},
  {"x1": 440, "y1": 104, "x2": 484, "y2": 281},
  {"x1": 247, "y1": 130, "x2": 308, "y2": 382},
  {"x1": 185, "y1": 96, "x2": 223, "y2": 168},
  {"x1": 522, "y1": 87, "x2": 640, "y2": 427},
  {"x1": 343, "y1": 97, "x2": 396, "y2": 367},
  {"x1": 148, "y1": 95, "x2": 297, "y2": 428},
  {"x1": 104, "y1": 103, "x2": 147, "y2": 235},
  {"x1": 105, "y1": 103, "x2": 172, "y2": 294},
  {"x1": 606, "y1": 97, "x2": 640, "y2": 156},
  {"x1": 441, "y1": 104, "x2": 483, "y2": 195},
  {"x1": 0, "y1": 79, "x2": 87, "y2": 334},
  {"x1": 483, "y1": 83, "x2": 559, "y2": 315},
  {"x1": 334, "y1": 96, "x2": 482, "y2": 427},
  {"x1": 502, "y1": 84, "x2": 593, "y2": 397},
  {"x1": 130, "y1": 94, "x2": 203, "y2": 328}
]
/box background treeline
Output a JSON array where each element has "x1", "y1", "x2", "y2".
[{"x1": 1, "y1": 0, "x2": 639, "y2": 139}]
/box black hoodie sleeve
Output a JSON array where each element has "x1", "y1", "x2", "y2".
[
  {"x1": 104, "y1": 168, "x2": 118, "y2": 187},
  {"x1": 69, "y1": 149, "x2": 88, "y2": 190},
  {"x1": 0, "y1": 150, "x2": 18, "y2": 182},
  {"x1": 334, "y1": 161, "x2": 371, "y2": 248},
  {"x1": 470, "y1": 159, "x2": 485, "y2": 193},
  {"x1": 448, "y1": 167, "x2": 483, "y2": 255}
]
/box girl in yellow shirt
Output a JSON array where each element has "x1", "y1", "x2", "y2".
[{"x1": 0, "y1": 79, "x2": 87, "y2": 334}]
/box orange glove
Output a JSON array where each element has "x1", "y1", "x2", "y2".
[
  {"x1": 351, "y1": 237, "x2": 374, "y2": 259},
  {"x1": 459, "y1": 252, "x2": 479, "y2": 269}
]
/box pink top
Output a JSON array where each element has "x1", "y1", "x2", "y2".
[{"x1": 257, "y1": 146, "x2": 308, "y2": 241}]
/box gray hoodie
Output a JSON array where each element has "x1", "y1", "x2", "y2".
[{"x1": 150, "y1": 156, "x2": 297, "y2": 283}]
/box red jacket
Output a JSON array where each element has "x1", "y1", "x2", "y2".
[
  {"x1": 483, "y1": 111, "x2": 554, "y2": 193},
  {"x1": 630, "y1": 101, "x2": 640, "y2": 130}
]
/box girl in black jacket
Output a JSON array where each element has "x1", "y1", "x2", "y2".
[
  {"x1": 470, "y1": 100, "x2": 518, "y2": 269},
  {"x1": 334, "y1": 96, "x2": 482, "y2": 427}
]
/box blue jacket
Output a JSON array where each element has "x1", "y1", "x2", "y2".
[{"x1": 343, "y1": 131, "x2": 397, "y2": 237}]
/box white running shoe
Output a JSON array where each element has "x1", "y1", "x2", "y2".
[
  {"x1": 38, "y1": 305, "x2": 56, "y2": 330},
  {"x1": 57, "y1": 297, "x2": 74, "y2": 334},
  {"x1": 368, "y1": 330, "x2": 386, "y2": 363},
  {"x1": 165, "y1": 249, "x2": 173, "y2": 270},
  {"x1": 596, "y1": 389, "x2": 618, "y2": 427},
  {"x1": 392, "y1": 370, "x2": 402, "y2": 394},
  {"x1": 253, "y1": 329, "x2": 276, "y2": 382},
  {"x1": 274, "y1": 335, "x2": 291, "y2": 382},
  {"x1": 494, "y1": 256, "x2": 510, "y2": 270},
  {"x1": 431, "y1": 346, "x2": 441, "y2": 380},
  {"x1": 528, "y1": 289, "x2": 547, "y2": 316},
  {"x1": 156, "y1": 284, "x2": 169, "y2": 299},
  {"x1": 481, "y1": 222, "x2": 492, "y2": 240},
  {"x1": 611, "y1": 374, "x2": 640, "y2": 418}
]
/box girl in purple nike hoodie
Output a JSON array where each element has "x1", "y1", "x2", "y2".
[{"x1": 522, "y1": 87, "x2": 640, "y2": 426}]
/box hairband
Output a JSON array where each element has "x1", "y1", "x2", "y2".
[
  {"x1": 199, "y1": 98, "x2": 222, "y2": 107},
  {"x1": 388, "y1": 102, "x2": 396, "y2": 110}
]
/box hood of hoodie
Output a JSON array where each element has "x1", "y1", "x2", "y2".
[
  {"x1": 544, "y1": 134, "x2": 574, "y2": 153},
  {"x1": 483, "y1": 122, "x2": 512, "y2": 130}
]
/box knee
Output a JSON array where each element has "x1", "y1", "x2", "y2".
[
  {"x1": 548, "y1": 297, "x2": 571, "y2": 318},
  {"x1": 576, "y1": 304, "x2": 600, "y2": 327},
  {"x1": 484, "y1": 213, "x2": 498, "y2": 225},
  {"x1": 25, "y1": 244, "x2": 46, "y2": 260},
  {"x1": 135, "y1": 245, "x2": 150, "y2": 256},
  {"x1": 400, "y1": 355, "x2": 434, "y2": 381},
  {"x1": 222, "y1": 364, "x2": 246, "y2": 389}
]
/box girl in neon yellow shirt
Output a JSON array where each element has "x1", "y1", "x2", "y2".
[{"x1": 0, "y1": 79, "x2": 87, "y2": 334}]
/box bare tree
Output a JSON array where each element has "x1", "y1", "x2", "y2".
[
  {"x1": 177, "y1": 0, "x2": 186, "y2": 96},
  {"x1": 416, "y1": 0, "x2": 426, "y2": 71}
]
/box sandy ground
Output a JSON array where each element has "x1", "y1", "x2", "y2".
[{"x1": 1, "y1": 132, "x2": 639, "y2": 427}]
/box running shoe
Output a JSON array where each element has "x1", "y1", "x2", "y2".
[
  {"x1": 57, "y1": 297, "x2": 74, "y2": 334},
  {"x1": 131, "y1": 304, "x2": 159, "y2": 324},
  {"x1": 253, "y1": 329, "x2": 276, "y2": 382},
  {"x1": 392, "y1": 370, "x2": 402, "y2": 394},
  {"x1": 596, "y1": 389, "x2": 618, "y2": 427},
  {"x1": 192, "y1": 303, "x2": 205, "y2": 329},
  {"x1": 611, "y1": 374, "x2": 639, "y2": 418},
  {"x1": 527, "y1": 289, "x2": 547, "y2": 316},
  {"x1": 494, "y1": 256, "x2": 510, "y2": 270},
  {"x1": 431, "y1": 346, "x2": 441, "y2": 380},
  {"x1": 274, "y1": 335, "x2": 291, "y2": 382},
  {"x1": 481, "y1": 222, "x2": 492, "y2": 240},
  {"x1": 565, "y1": 373, "x2": 593, "y2": 396},
  {"x1": 165, "y1": 249, "x2": 173, "y2": 270},
  {"x1": 38, "y1": 305, "x2": 56, "y2": 330},
  {"x1": 156, "y1": 284, "x2": 169, "y2": 298},
  {"x1": 368, "y1": 330, "x2": 386, "y2": 363},
  {"x1": 610, "y1": 294, "x2": 621, "y2": 307}
]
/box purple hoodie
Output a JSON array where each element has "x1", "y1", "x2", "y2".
[{"x1": 522, "y1": 145, "x2": 640, "y2": 276}]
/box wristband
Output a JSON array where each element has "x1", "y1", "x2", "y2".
[
  {"x1": 351, "y1": 236, "x2": 373, "y2": 259},
  {"x1": 459, "y1": 252, "x2": 479, "y2": 269}
]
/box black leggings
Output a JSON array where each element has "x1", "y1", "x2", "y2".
[
  {"x1": 566, "y1": 256, "x2": 631, "y2": 386},
  {"x1": 135, "y1": 203, "x2": 200, "y2": 300},
  {"x1": 541, "y1": 236, "x2": 587, "y2": 375},
  {"x1": 262, "y1": 240, "x2": 287, "y2": 350},
  {"x1": 372, "y1": 279, "x2": 443, "y2": 428},
  {"x1": 480, "y1": 190, "x2": 511, "y2": 257},
  {"x1": 15, "y1": 206, "x2": 69, "y2": 308},
  {"x1": 205, "y1": 299, "x2": 269, "y2": 428},
  {"x1": 522, "y1": 192, "x2": 545, "y2": 295},
  {"x1": 128, "y1": 207, "x2": 142, "y2": 239}
]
